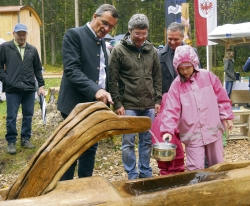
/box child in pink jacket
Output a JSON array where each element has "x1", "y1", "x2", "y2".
[
  {"x1": 151, "y1": 93, "x2": 185, "y2": 175},
  {"x1": 160, "y1": 45, "x2": 234, "y2": 171}
]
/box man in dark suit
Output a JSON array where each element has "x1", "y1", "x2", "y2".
[
  {"x1": 158, "y1": 22, "x2": 184, "y2": 93},
  {"x1": 57, "y1": 4, "x2": 118, "y2": 180},
  {"x1": 158, "y1": 22, "x2": 184, "y2": 94},
  {"x1": 159, "y1": 23, "x2": 203, "y2": 94}
]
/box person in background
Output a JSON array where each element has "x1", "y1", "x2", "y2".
[
  {"x1": 0, "y1": 23, "x2": 45, "y2": 154},
  {"x1": 158, "y1": 22, "x2": 184, "y2": 94},
  {"x1": 243, "y1": 57, "x2": 250, "y2": 90},
  {"x1": 157, "y1": 45, "x2": 164, "y2": 51},
  {"x1": 160, "y1": 45, "x2": 234, "y2": 171},
  {"x1": 109, "y1": 14, "x2": 162, "y2": 180},
  {"x1": 224, "y1": 49, "x2": 235, "y2": 99},
  {"x1": 0, "y1": 81, "x2": 3, "y2": 103},
  {"x1": 57, "y1": 4, "x2": 118, "y2": 180},
  {"x1": 243, "y1": 57, "x2": 250, "y2": 107},
  {"x1": 0, "y1": 38, "x2": 6, "y2": 103}
]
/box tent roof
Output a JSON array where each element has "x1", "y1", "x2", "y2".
[{"x1": 208, "y1": 22, "x2": 250, "y2": 47}]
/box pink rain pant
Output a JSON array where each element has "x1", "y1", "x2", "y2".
[{"x1": 185, "y1": 137, "x2": 224, "y2": 171}]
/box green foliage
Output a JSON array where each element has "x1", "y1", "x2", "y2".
[{"x1": 211, "y1": 66, "x2": 224, "y2": 84}]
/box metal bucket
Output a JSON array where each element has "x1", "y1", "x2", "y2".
[{"x1": 151, "y1": 142, "x2": 177, "y2": 162}]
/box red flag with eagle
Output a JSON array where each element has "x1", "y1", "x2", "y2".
[{"x1": 194, "y1": 0, "x2": 217, "y2": 46}]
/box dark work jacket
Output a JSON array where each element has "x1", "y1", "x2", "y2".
[
  {"x1": 57, "y1": 25, "x2": 109, "y2": 115},
  {"x1": 0, "y1": 40, "x2": 44, "y2": 92},
  {"x1": 224, "y1": 58, "x2": 235, "y2": 81},
  {"x1": 108, "y1": 33, "x2": 162, "y2": 111}
]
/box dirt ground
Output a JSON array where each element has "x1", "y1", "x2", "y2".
[{"x1": 0, "y1": 102, "x2": 250, "y2": 189}]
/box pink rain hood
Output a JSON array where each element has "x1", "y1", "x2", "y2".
[{"x1": 173, "y1": 45, "x2": 199, "y2": 73}]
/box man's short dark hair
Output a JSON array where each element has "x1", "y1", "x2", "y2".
[{"x1": 95, "y1": 4, "x2": 118, "y2": 18}]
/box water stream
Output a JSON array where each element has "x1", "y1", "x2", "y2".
[
  {"x1": 124, "y1": 171, "x2": 228, "y2": 196},
  {"x1": 149, "y1": 130, "x2": 160, "y2": 145}
]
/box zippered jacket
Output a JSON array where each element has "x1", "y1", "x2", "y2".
[
  {"x1": 109, "y1": 33, "x2": 162, "y2": 110},
  {"x1": 0, "y1": 40, "x2": 44, "y2": 92},
  {"x1": 224, "y1": 58, "x2": 235, "y2": 81},
  {"x1": 160, "y1": 45, "x2": 233, "y2": 147}
]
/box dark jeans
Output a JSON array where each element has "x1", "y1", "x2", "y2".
[
  {"x1": 225, "y1": 81, "x2": 234, "y2": 99},
  {"x1": 60, "y1": 112, "x2": 98, "y2": 181},
  {"x1": 5, "y1": 91, "x2": 35, "y2": 144}
]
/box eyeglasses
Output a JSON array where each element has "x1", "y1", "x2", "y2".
[
  {"x1": 133, "y1": 31, "x2": 148, "y2": 38},
  {"x1": 98, "y1": 16, "x2": 115, "y2": 30}
]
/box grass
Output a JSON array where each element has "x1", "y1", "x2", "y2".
[
  {"x1": 43, "y1": 64, "x2": 63, "y2": 73},
  {"x1": 44, "y1": 78, "x2": 62, "y2": 89}
]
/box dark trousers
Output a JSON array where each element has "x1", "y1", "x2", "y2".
[
  {"x1": 60, "y1": 112, "x2": 98, "y2": 181},
  {"x1": 5, "y1": 91, "x2": 35, "y2": 144}
]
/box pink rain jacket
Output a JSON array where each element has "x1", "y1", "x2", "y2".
[
  {"x1": 151, "y1": 93, "x2": 185, "y2": 175},
  {"x1": 160, "y1": 45, "x2": 234, "y2": 148}
]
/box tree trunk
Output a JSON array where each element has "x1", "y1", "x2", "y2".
[
  {"x1": 75, "y1": 0, "x2": 79, "y2": 27},
  {"x1": 50, "y1": 24, "x2": 56, "y2": 65},
  {"x1": 42, "y1": 0, "x2": 46, "y2": 65}
]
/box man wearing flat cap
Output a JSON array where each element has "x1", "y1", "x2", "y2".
[{"x1": 0, "y1": 23, "x2": 45, "y2": 154}]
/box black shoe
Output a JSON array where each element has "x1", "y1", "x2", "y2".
[
  {"x1": 21, "y1": 139, "x2": 35, "y2": 149},
  {"x1": 7, "y1": 143, "x2": 16, "y2": 154}
]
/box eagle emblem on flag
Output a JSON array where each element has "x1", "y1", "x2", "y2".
[{"x1": 198, "y1": 0, "x2": 214, "y2": 18}]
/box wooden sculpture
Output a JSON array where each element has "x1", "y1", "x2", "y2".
[{"x1": 3, "y1": 102, "x2": 151, "y2": 200}]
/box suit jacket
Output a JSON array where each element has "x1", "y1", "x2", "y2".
[
  {"x1": 158, "y1": 44, "x2": 177, "y2": 94},
  {"x1": 57, "y1": 25, "x2": 109, "y2": 115}
]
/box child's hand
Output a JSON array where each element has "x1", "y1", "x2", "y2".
[
  {"x1": 162, "y1": 133, "x2": 172, "y2": 142},
  {"x1": 223, "y1": 119, "x2": 233, "y2": 130}
]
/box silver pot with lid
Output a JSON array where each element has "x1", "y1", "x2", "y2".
[{"x1": 151, "y1": 140, "x2": 177, "y2": 162}]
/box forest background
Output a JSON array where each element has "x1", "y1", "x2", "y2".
[{"x1": 1, "y1": 0, "x2": 250, "y2": 76}]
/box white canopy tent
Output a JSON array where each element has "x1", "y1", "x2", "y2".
[
  {"x1": 208, "y1": 22, "x2": 250, "y2": 106},
  {"x1": 208, "y1": 22, "x2": 250, "y2": 49}
]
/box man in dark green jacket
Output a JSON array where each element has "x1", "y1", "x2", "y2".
[
  {"x1": 0, "y1": 23, "x2": 45, "y2": 154},
  {"x1": 109, "y1": 14, "x2": 162, "y2": 180}
]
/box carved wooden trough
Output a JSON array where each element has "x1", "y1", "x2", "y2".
[{"x1": 0, "y1": 102, "x2": 250, "y2": 205}]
